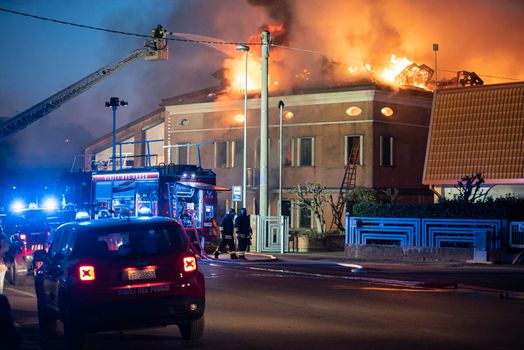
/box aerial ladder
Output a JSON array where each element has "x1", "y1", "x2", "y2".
[
  {"x1": 330, "y1": 142, "x2": 360, "y2": 231},
  {"x1": 0, "y1": 25, "x2": 168, "y2": 141}
]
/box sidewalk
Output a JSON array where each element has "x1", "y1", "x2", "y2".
[
  {"x1": 208, "y1": 250, "x2": 524, "y2": 295},
  {"x1": 283, "y1": 251, "x2": 524, "y2": 296}
]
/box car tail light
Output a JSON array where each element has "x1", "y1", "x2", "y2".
[
  {"x1": 79, "y1": 265, "x2": 96, "y2": 281},
  {"x1": 19, "y1": 233, "x2": 27, "y2": 241},
  {"x1": 183, "y1": 256, "x2": 197, "y2": 272}
]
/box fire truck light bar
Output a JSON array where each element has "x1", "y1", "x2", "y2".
[{"x1": 92, "y1": 172, "x2": 160, "y2": 181}]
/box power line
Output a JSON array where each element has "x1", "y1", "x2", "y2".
[
  {"x1": 273, "y1": 43, "x2": 524, "y2": 82},
  {"x1": 2, "y1": 7, "x2": 522, "y2": 82},
  {"x1": 0, "y1": 7, "x2": 257, "y2": 46},
  {"x1": 0, "y1": 7, "x2": 150, "y2": 39},
  {"x1": 439, "y1": 69, "x2": 521, "y2": 82}
]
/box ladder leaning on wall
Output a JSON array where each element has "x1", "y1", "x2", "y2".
[{"x1": 330, "y1": 143, "x2": 360, "y2": 231}]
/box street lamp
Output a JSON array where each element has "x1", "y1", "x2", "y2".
[
  {"x1": 278, "y1": 100, "x2": 284, "y2": 216},
  {"x1": 236, "y1": 44, "x2": 250, "y2": 209},
  {"x1": 105, "y1": 97, "x2": 128, "y2": 171}
]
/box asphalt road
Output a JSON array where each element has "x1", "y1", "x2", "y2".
[{"x1": 4, "y1": 258, "x2": 524, "y2": 350}]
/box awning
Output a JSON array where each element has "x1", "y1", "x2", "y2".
[{"x1": 175, "y1": 181, "x2": 230, "y2": 191}]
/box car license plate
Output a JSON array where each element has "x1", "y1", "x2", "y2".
[{"x1": 127, "y1": 268, "x2": 156, "y2": 280}]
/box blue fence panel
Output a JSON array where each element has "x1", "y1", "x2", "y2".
[
  {"x1": 346, "y1": 214, "x2": 504, "y2": 249},
  {"x1": 510, "y1": 222, "x2": 524, "y2": 248},
  {"x1": 421, "y1": 219, "x2": 502, "y2": 249},
  {"x1": 347, "y1": 217, "x2": 420, "y2": 246}
]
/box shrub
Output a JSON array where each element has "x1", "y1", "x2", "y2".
[{"x1": 352, "y1": 197, "x2": 524, "y2": 220}]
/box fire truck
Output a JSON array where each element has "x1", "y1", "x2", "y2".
[{"x1": 90, "y1": 163, "x2": 228, "y2": 242}]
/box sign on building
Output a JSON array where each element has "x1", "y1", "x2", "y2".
[{"x1": 232, "y1": 186, "x2": 242, "y2": 202}]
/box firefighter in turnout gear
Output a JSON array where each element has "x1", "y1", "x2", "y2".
[
  {"x1": 235, "y1": 208, "x2": 251, "y2": 260},
  {"x1": 214, "y1": 208, "x2": 238, "y2": 259}
]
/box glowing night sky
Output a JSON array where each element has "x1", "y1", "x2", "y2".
[{"x1": 0, "y1": 0, "x2": 523, "y2": 181}]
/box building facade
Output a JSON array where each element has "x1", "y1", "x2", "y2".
[{"x1": 84, "y1": 84, "x2": 434, "y2": 231}]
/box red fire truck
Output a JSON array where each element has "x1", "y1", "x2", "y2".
[{"x1": 91, "y1": 164, "x2": 229, "y2": 241}]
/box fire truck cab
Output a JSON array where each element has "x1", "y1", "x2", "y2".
[{"x1": 91, "y1": 164, "x2": 228, "y2": 241}]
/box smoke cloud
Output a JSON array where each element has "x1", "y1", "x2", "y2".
[
  {"x1": 2, "y1": 0, "x2": 523, "y2": 177},
  {"x1": 249, "y1": 0, "x2": 524, "y2": 88}
]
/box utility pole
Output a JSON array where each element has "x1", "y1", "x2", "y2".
[
  {"x1": 259, "y1": 31, "x2": 270, "y2": 216},
  {"x1": 433, "y1": 43, "x2": 439, "y2": 90},
  {"x1": 278, "y1": 100, "x2": 284, "y2": 217}
]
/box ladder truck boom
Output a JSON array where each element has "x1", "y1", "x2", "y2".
[{"x1": 0, "y1": 27, "x2": 168, "y2": 141}]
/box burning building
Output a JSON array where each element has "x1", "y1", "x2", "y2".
[
  {"x1": 83, "y1": 0, "x2": 523, "y2": 229},
  {"x1": 84, "y1": 74, "x2": 435, "y2": 230}
]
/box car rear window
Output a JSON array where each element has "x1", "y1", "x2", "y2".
[
  {"x1": 76, "y1": 224, "x2": 186, "y2": 258},
  {"x1": 4, "y1": 210, "x2": 52, "y2": 233}
]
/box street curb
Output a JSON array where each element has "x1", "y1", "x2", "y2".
[
  {"x1": 245, "y1": 252, "x2": 278, "y2": 260},
  {"x1": 421, "y1": 280, "x2": 459, "y2": 289},
  {"x1": 458, "y1": 283, "x2": 524, "y2": 300},
  {"x1": 501, "y1": 291, "x2": 524, "y2": 300}
]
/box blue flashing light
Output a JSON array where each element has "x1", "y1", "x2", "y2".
[
  {"x1": 42, "y1": 196, "x2": 59, "y2": 211},
  {"x1": 75, "y1": 211, "x2": 90, "y2": 221},
  {"x1": 10, "y1": 200, "x2": 25, "y2": 212},
  {"x1": 138, "y1": 207, "x2": 153, "y2": 216}
]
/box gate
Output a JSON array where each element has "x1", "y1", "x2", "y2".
[{"x1": 255, "y1": 215, "x2": 289, "y2": 253}]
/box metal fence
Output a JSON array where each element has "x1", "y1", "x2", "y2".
[
  {"x1": 346, "y1": 216, "x2": 503, "y2": 250},
  {"x1": 255, "y1": 215, "x2": 289, "y2": 253},
  {"x1": 510, "y1": 222, "x2": 524, "y2": 248}
]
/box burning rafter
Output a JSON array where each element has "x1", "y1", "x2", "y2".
[
  {"x1": 437, "y1": 70, "x2": 484, "y2": 89},
  {"x1": 394, "y1": 63, "x2": 434, "y2": 89},
  {"x1": 457, "y1": 71, "x2": 484, "y2": 87}
]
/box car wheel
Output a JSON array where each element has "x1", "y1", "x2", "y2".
[
  {"x1": 37, "y1": 301, "x2": 57, "y2": 338},
  {"x1": 63, "y1": 307, "x2": 87, "y2": 350},
  {"x1": 8, "y1": 257, "x2": 27, "y2": 286},
  {"x1": 178, "y1": 316, "x2": 204, "y2": 340}
]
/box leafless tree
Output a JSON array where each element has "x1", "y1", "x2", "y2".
[
  {"x1": 293, "y1": 182, "x2": 328, "y2": 233},
  {"x1": 455, "y1": 172, "x2": 492, "y2": 202}
]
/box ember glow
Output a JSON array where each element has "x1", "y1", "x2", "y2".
[{"x1": 234, "y1": 114, "x2": 245, "y2": 123}]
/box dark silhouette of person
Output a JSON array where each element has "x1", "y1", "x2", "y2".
[
  {"x1": 180, "y1": 210, "x2": 192, "y2": 228},
  {"x1": 0, "y1": 295, "x2": 22, "y2": 350},
  {"x1": 235, "y1": 208, "x2": 251, "y2": 260},
  {"x1": 213, "y1": 208, "x2": 237, "y2": 259}
]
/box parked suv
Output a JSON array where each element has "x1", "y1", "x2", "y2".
[
  {"x1": 34, "y1": 216, "x2": 205, "y2": 349},
  {"x1": 3, "y1": 208, "x2": 56, "y2": 285}
]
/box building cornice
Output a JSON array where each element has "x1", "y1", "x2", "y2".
[
  {"x1": 164, "y1": 89, "x2": 432, "y2": 115},
  {"x1": 168, "y1": 119, "x2": 428, "y2": 134}
]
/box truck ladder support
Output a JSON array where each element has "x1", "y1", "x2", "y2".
[{"x1": 0, "y1": 45, "x2": 155, "y2": 141}]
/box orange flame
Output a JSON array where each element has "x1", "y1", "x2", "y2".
[
  {"x1": 223, "y1": 24, "x2": 287, "y2": 94},
  {"x1": 378, "y1": 55, "x2": 414, "y2": 83},
  {"x1": 347, "y1": 54, "x2": 431, "y2": 90},
  {"x1": 224, "y1": 53, "x2": 261, "y2": 93},
  {"x1": 223, "y1": 22, "x2": 432, "y2": 94}
]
